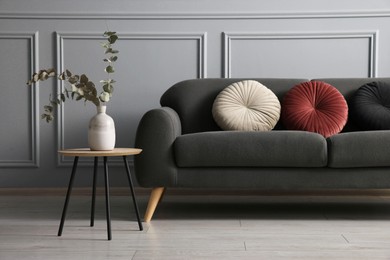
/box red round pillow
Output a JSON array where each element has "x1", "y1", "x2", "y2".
[{"x1": 281, "y1": 81, "x2": 348, "y2": 138}]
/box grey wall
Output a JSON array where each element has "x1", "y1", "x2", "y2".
[{"x1": 1, "y1": 0, "x2": 390, "y2": 188}]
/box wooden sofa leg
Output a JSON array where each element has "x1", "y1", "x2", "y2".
[{"x1": 144, "y1": 187, "x2": 165, "y2": 222}]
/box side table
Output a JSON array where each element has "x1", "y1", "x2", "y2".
[{"x1": 57, "y1": 148, "x2": 143, "y2": 240}]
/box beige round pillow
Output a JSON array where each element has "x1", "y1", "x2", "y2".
[{"x1": 212, "y1": 80, "x2": 281, "y2": 131}]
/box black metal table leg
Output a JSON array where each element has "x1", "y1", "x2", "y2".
[
  {"x1": 90, "y1": 157, "x2": 98, "y2": 227},
  {"x1": 123, "y1": 156, "x2": 143, "y2": 231},
  {"x1": 103, "y1": 156, "x2": 112, "y2": 240},
  {"x1": 58, "y1": 149, "x2": 142, "y2": 240},
  {"x1": 58, "y1": 156, "x2": 79, "y2": 236}
]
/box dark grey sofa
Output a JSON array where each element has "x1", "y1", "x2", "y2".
[{"x1": 134, "y1": 78, "x2": 390, "y2": 221}]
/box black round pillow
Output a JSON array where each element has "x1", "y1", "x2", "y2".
[{"x1": 351, "y1": 81, "x2": 390, "y2": 130}]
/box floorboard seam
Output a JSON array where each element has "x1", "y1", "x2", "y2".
[
  {"x1": 131, "y1": 250, "x2": 138, "y2": 260},
  {"x1": 341, "y1": 234, "x2": 350, "y2": 243}
]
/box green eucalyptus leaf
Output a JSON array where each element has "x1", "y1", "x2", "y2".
[
  {"x1": 110, "y1": 56, "x2": 118, "y2": 62},
  {"x1": 77, "y1": 88, "x2": 84, "y2": 96},
  {"x1": 87, "y1": 82, "x2": 97, "y2": 96},
  {"x1": 76, "y1": 83, "x2": 84, "y2": 89},
  {"x1": 61, "y1": 93, "x2": 66, "y2": 102},
  {"x1": 83, "y1": 92, "x2": 92, "y2": 100},
  {"x1": 68, "y1": 75, "x2": 79, "y2": 84},
  {"x1": 80, "y1": 74, "x2": 88, "y2": 84},
  {"x1": 39, "y1": 71, "x2": 48, "y2": 80},
  {"x1": 44, "y1": 105, "x2": 53, "y2": 112},
  {"x1": 59, "y1": 72, "x2": 66, "y2": 80},
  {"x1": 103, "y1": 83, "x2": 110, "y2": 93},
  {"x1": 99, "y1": 92, "x2": 110, "y2": 102},
  {"x1": 105, "y1": 48, "x2": 119, "y2": 54},
  {"x1": 65, "y1": 70, "x2": 72, "y2": 77},
  {"x1": 103, "y1": 84, "x2": 114, "y2": 95},
  {"x1": 91, "y1": 97, "x2": 100, "y2": 107},
  {"x1": 105, "y1": 66, "x2": 114, "y2": 73},
  {"x1": 48, "y1": 114, "x2": 54, "y2": 121},
  {"x1": 101, "y1": 42, "x2": 110, "y2": 48},
  {"x1": 32, "y1": 73, "x2": 39, "y2": 82},
  {"x1": 85, "y1": 81, "x2": 93, "y2": 88},
  {"x1": 104, "y1": 31, "x2": 116, "y2": 36},
  {"x1": 100, "y1": 79, "x2": 116, "y2": 84},
  {"x1": 41, "y1": 114, "x2": 53, "y2": 123},
  {"x1": 108, "y1": 35, "x2": 118, "y2": 44},
  {"x1": 47, "y1": 68, "x2": 56, "y2": 77}
]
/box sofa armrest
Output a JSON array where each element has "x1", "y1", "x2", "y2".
[{"x1": 134, "y1": 107, "x2": 182, "y2": 187}]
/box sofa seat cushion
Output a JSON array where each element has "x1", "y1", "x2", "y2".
[
  {"x1": 174, "y1": 131, "x2": 327, "y2": 167},
  {"x1": 327, "y1": 130, "x2": 390, "y2": 168}
]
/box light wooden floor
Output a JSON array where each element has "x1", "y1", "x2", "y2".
[{"x1": 1, "y1": 191, "x2": 390, "y2": 259}]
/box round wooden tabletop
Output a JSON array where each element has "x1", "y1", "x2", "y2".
[{"x1": 58, "y1": 148, "x2": 142, "y2": 157}]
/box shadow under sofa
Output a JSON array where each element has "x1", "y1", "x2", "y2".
[{"x1": 134, "y1": 77, "x2": 390, "y2": 222}]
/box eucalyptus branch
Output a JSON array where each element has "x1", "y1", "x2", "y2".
[
  {"x1": 27, "y1": 31, "x2": 119, "y2": 123},
  {"x1": 100, "y1": 31, "x2": 119, "y2": 102}
]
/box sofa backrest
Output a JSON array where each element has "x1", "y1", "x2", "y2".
[{"x1": 160, "y1": 77, "x2": 390, "y2": 134}]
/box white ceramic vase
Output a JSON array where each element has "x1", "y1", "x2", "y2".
[{"x1": 88, "y1": 105, "x2": 116, "y2": 151}]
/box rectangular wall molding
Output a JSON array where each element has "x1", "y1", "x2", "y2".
[
  {"x1": 0, "y1": 32, "x2": 39, "y2": 168},
  {"x1": 223, "y1": 31, "x2": 378, "y2": 78}
]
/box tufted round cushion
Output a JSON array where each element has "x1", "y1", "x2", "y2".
[
  {"x1": 212, "y1": 80, "x2": 281, "y2": 131},
  {"x1": 281, "y1": 81, "x2": 348, "y2": 138},
  {"x1": 350, "y1": 81, "x2": 390, "y2": 130}
]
